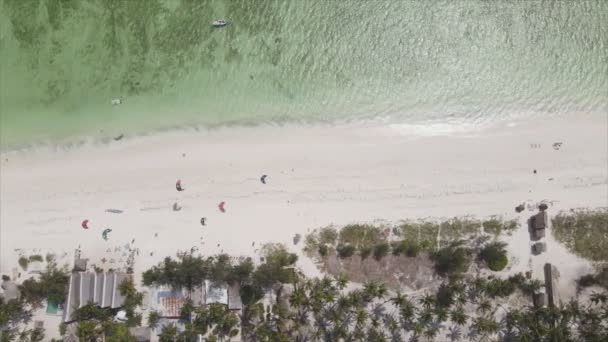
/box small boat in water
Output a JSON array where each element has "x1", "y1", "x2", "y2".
[{"x1": 212, "y1": 19, "x2": 227, "y2": 27}]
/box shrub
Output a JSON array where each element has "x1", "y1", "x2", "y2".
[
  {"x1": 484, "y1": 278, "x2": 516, "y2": 298},
  {"x1": 405, "y1": 242, "x2": 420, "y2": 257},
  {"x1": 482, "y1": 218, "x2": 503, "y2": 235},
  {"x1": 420, "y1": 240, "x2": 432, "y2": 250},
  {"x1": 45, "y1": 254, "x2": 55, "y2": 263},
  {"x1": 18, "y1": 257, "x2": 29, "y2": 270},
  {"x1": 577, "y1": 275, "x2": 596, "y2": 288},
  {"x1": 304, "y1": 234, "x2": 318, "y2": 253},
  {"x1": 20, "y1": 263, "x2": 69, "y2": 305},
  {"x1": 577, "y1": 267, "x2": 608, "y2": 290},
  {"x1": 479, "y1": 242, "x2": 508, "y2": 271},
  {"x1": 29, "y1": 255, "x2": 43, "y2": 262},
  {"x1": 339, "y1": 224, "x2": 382, "y2": 248},
  {"x1": 392, "y1": 240, "x2": 420, "y2": 257},
  {"x1": 431, "y1": 244, "x2": 471, "y2": 276},
  {"x1": 318, "y1": 245, "x2": 328, "y2": 257},
  {"x1": 319, "y1": 227, "x2": 338, "y2": 245},
  {"x1": 336, "y1": 245, "x2": 356, "y2": 259},
  {"x1": 360, "y1": 247, "x2": 372, "y2": 260},
  {"x1": 373, "y1": 243, "x2": 390, "y2": 261}
]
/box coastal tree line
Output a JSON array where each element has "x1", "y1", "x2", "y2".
[{"x1": 2, "y1": 210, "x2": 608, "y2": 341}]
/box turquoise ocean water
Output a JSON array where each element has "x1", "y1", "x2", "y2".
[{"x1": 1, "y1": 0, "x2": 607, "y2": 149}]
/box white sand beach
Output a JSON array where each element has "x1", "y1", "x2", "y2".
[{"x1": 1, "y1": 116, "x2": 607, "y2": 336}]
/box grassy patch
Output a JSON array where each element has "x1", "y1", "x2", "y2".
[
  {"x1": 552, "y1": 208, "x2": 608, "y2": 261},
  {"x1": 319, "y1": 227, "x2": 338, "y2": 245},
  {"x1": 338, "y1": 224, "x2": 383, "y2": 248},
  {"x1": 29, "y1": 255, "x2": 43, "y2": 262},
  {"x1": 373, "y1": 243, "x2": 390, "y2": 261},
  {"x1": 482, "y1": 217, "x2": 518, "y2": 236}
]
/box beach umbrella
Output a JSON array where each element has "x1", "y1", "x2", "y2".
[
  {"x1": 102, "y1": 228, "x2": 112, "y2": 241},
  {"x1": 81, "y1": 220, "x2": 89, "y2": 229},
  {"x1": 218, "y1": 201, "x2": 226, "y2": 213}
]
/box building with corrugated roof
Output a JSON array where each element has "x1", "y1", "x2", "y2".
[{"x1": 63, "y1": 272, "x2": 128, "y2": 323}]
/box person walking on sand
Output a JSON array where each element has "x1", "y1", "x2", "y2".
[{"x1": 176, "y1": 179, "x2": 184, "y2": 191}]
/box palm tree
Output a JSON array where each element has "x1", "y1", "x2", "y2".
[
  {"x1": 391, "y1": 292, "x2": 407, "y2": 308},
  {"x1": 446, "y1": 326, "x2": 462, "y2": 342},
  {"x1": 449, "y1": 306, "x2": 468, "y2": 327},
  {"x1": 419, "y1": 294, "x2": 435, "y2": 310},
  {"x1": 476, "y1": 299, "x2": 492, "y2": 315},
  {"x1": 470, "y1": 316, "x2": 500, "y2": 339}
]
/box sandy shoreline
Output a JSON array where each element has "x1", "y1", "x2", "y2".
[{"x1": 1, "y1": 116, "x2": 606, "y2": 284}]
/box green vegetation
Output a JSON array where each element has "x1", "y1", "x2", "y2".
[
  {"x1": 19, "y1": 261, "x2": 68, "y2": 306},
  {"x1": 318, "y1": 227, "x2": 338, "y2": 245},
  {"x1": 0, "y1": 297, "x2": 32, "y2": 339},
  {"x1": 18, "y1": 257, "x2": 28, "y2": 270},
  {"x1": 392, "y1": 240, "x2": 422, "y2": 257},
  {"x1": 143, "y1": 244, "x2": 296, "y2": 307},
  {"x1": 359, "y1": 246, "x2": 372, "y2": 260},
  {"x1": 338, "y1": 224, "x2": 383, "y2": 248},
  {"x1": 45, "y1": 254, "x2": 55, "y2": 263},
  {"x1": 180, "y1": 304, "x2": 240, "y2": 341},
  {"x1": 142, "y1": 253, "x2": 256, "y2": 291},
  {"x1": 479, "y1": 242, "x2": 509, "y2": 271},
  {"x1": 305, "y1": 223, "x2": 387, "y2": 260},
  {"x1": 373, "y1": 242, "x2": 390, "y2": 261},
  {"x1": 72, "y1": 304, "x2": 128, "y2": 341},
  {"x1": 147, "y1": 311, "x2": 160, "y2": 329},
  {"x1": 399, "y1": 216, "x2": 518, "y2": 248},
  {"x1": 482, "y1": 217, "x2": 518, "y2": 236},
  {"x1": 118, "y1": 279, "x2": 144, "y2": 327},
  {"x1": 578, "y1": 266, "x2": 608, "y2": 290},
  {"x1": 28, "y1": 255, "x2": 43, "y2": 262},
  {"x1": 336, "y1": 244, "x2": 356, "y2": 259},
  {"x1": 552, "y1": 208, "x2": 608, "y2": 261},
  {"x1": 431, "y1": 243, "x2": 472, "y2": 276}
]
